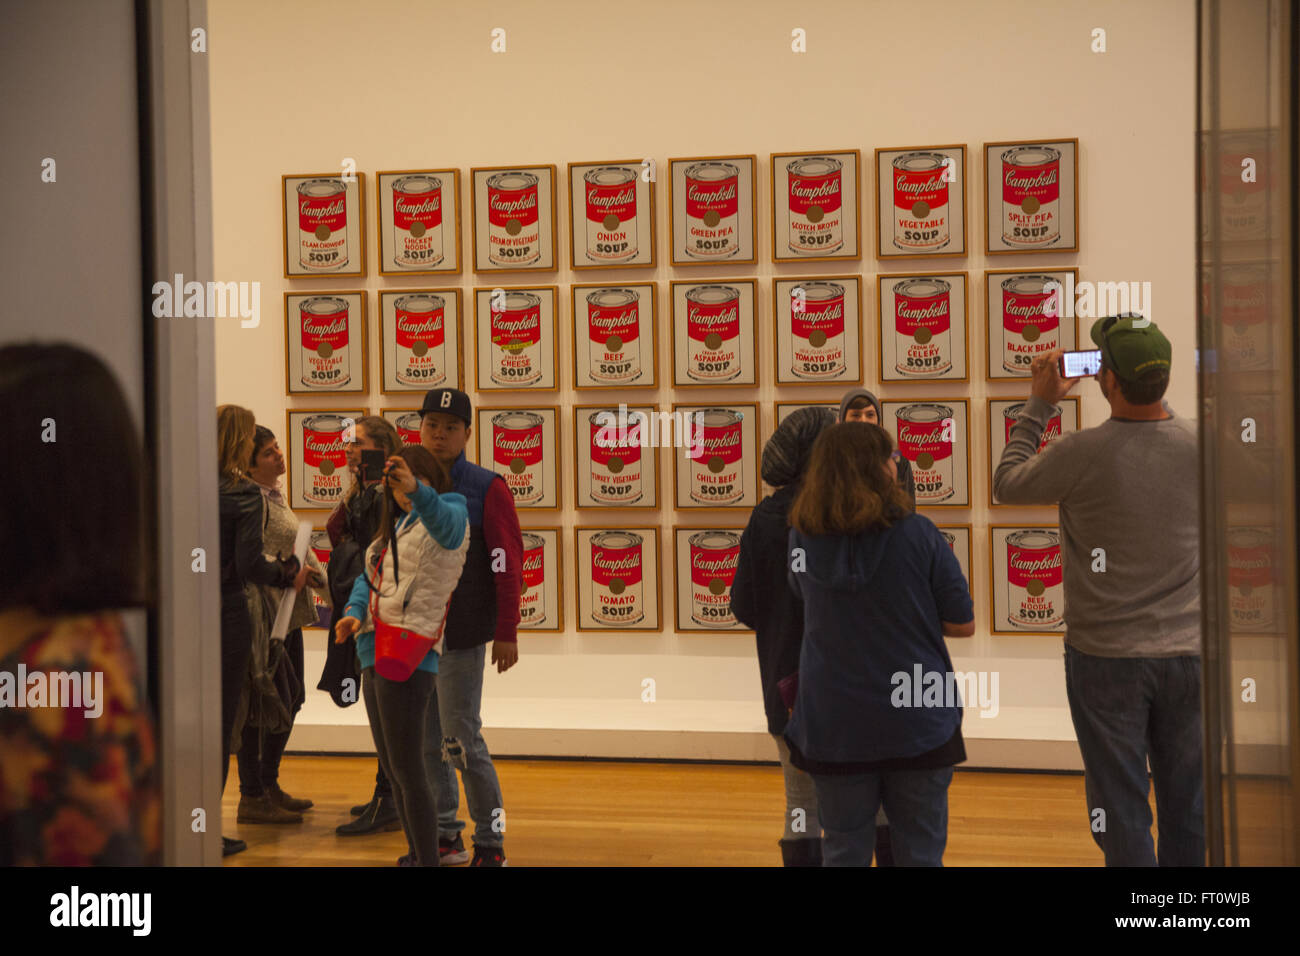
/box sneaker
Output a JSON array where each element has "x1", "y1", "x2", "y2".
[
  {"x1": 269, "y1": 785, "x2": 314, "y2": 812},
  {"x1": 470, "y1": 844, "x2": 507, "y2": 867},
  {"x1": 439, "y1": 834, "x2": 470, "y2": 865},
  {"x1": 336, "y1": 795, "x2": 401, "y2": 836},
  {"x1": 237, "y1": 794, "x2": 304, "y2": 824},
  {"x1": 222, "y1": 836, "x2": 247, "y2": 857}
]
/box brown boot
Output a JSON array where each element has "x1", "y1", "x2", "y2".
[
  {"x1": 268, "y1": 785, "x2": 313, "y2": 812},
  {"x1": 238, "y1": 793, "x2": 304, "y2": 824}
]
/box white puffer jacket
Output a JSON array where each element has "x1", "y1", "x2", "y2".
[{"x1": 360, "y1": 484, "x2": 470, "y2": 652}]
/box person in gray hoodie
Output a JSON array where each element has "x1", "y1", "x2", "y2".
[{"x1": 839, "y1": 388, "x2": 916, "y2": 502}]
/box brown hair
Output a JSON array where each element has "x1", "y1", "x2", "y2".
[
  {"x1": 370, "y1": 444, "x2": 453, "y2": 550},
  {"x1": 345, "y1": 415, "x2": 402, "y2": 503},
  {"x1": 1117, "y1": 368, "x2": 1171, "y2": 406},
  {"x1": 0, "y1": 344, "x2": 150, "y2": 614},
  {"x1": 789, "y1": 423, "x2": 912, "y2": 536},
  {"x1": 216, "y1": 405, "x2": 255, "y2": 490}
]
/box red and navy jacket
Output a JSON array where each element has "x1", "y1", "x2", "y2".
[{"x1": 443, "y1": 450, "x2": 522, "y2": 649}]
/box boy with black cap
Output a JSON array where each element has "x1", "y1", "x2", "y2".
[
  {"x1": 838, "y1": 388, "x2": 916, "y2": 502},
  {"x1": 993, "y1": 316, "x2": 1203, "y2": 867},
  {"x1": 417, "y1": 387, "x2": 522, "y2": 867}
]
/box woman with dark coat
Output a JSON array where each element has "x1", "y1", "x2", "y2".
[
  {"x1": 729, "y1": 406, "x2": 836, "y2": 867},
  {"x1": 216, "y1": 405, "x2": 307, "y2": 856}
]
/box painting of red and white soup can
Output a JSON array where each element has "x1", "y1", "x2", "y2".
[
  {"x1": 1228, "y1": 528, "x2": 1273, "y2": 630},
  {"x1": 391, "y1": 174, "x2": 444, "y2": 268},
  {"x1": 394, "y1": 294, "x2": 447, "y2": 387},
  {"x1": 297, "y1": 179, "x2": 348, "y2": 271},
  {"x1": 1001, "y1": 146, "x2": 1061, "y2": 247},
  {"x1": 1005, "y1": 530, "x2": 1063, "y2": 628},
  {"x1": 895, "y1": 404, "x2": 955, "y2": 503},
  {"x1": 589, "y1": 410, "x2": 643, "y2": 504},
  {"x1": 301, "y1": 414, "x2": 350, "y2": 506},
  {"x1": 491, "y1": 411, "x2": 545, "y2": 505},
  {"x1": 892, "y1": 152, "x2": 949, "y2": 252},
  {"x1": 299, "y1": 296, "x2": 351, "y2": 388},
  {"x1": 394, "y1": 412, "x2": 423, "y2": 447},
  {"x1": 587, "y1": 288, "x2": 641, "y2": 385},
  {"x1": 1003, "y1": 402, "x2": 1063, "y2": 453},
  {"x1": 685, "y1": 285, "x2": 741, "y2": 382},
  {"x1": 1219, "y1": 264, "x2": 1270, "y2": 372},
  {"x1": 518, "y1": 532, "x2": 547, "y2": 628},
  {"x1": 790, "y1": 281, "x2": 846, "y2": 380},
  {"x1": 683, "y1": 162, "x2": 740, "y2": 259},
  {"x1": 486, "y1": 171, "x2": 541, "y2": 267},
  {"x1": 310, "y1": 531, "x2": 332, "y2": 628},
  {"x1": 584, "y1": 167, "x2": 638, "y2": 263},
  {"x1": 1218, "y1": 133, "x2": 1270, "y2": 242},
  {"x1": 893, "y1": 278, "x2": 952, "y2": 377},
  {"x1": 589, "y1": 531, "x2": 644, "y2": 626},
  {"x1": 689, "y1": 531, "x2": 741, "y2": 627},
  {"x1": 686, "y1": 408, "x2": 744, "y2": 505},
  {"x1": 489, "y1": 291, "x2": 543, "y2": 386},
  {"x1": 786, "y1": 157, "x2": 843, "y2": 255},
  {"x1": 1001, "y1": 275, "x2": 1061, "y2": 374}
]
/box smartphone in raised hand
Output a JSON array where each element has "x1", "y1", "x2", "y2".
[{"x1": 1059, "y1": 349, "x2": 1102, "y2": 378}]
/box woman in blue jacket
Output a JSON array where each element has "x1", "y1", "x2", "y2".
[{"x1": 785, "y1": 423, "x2": 975, "y2": 866}]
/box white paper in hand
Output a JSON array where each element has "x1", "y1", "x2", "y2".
[{"x1": 271, "y1": 520, "x2": 314, "y2": 641}]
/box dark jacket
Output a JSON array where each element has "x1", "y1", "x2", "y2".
[
  {"x1": 319, "y1": 481, "x2": 385, "y2": 706},
  {"x1": 784, "y1": 512, "x2": 973, "y2": 766},
  {"x1": 218, "y1": 480, "x2": 299, "y2": 598},
  {"x1": 729, "y1": 484, "x2": 802, "y2": 735}
]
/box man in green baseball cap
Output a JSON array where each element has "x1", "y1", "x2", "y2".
[{"x1": 993, "y1": 314, "x2": 1203, "y2": 867}]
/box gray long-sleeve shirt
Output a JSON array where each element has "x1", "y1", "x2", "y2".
[{"x1": 993, "y1": 395, "x2": 1201, "y2": 657}]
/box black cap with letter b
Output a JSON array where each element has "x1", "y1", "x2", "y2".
[{"x1": 419, "y1": 388, "x2": 472, "y2": 425}]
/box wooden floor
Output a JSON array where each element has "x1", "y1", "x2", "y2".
[{"x1": 222, "y1": 754, "x2": 1152, "y2": 866}]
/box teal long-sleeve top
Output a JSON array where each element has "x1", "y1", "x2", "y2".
[{"x1": 343, "y1": 481, "x2": 467, "y2": 674}]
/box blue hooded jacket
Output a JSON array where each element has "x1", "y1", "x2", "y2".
[{"x1": 783, "y1": 513, "x2": 973, "y2": 765}]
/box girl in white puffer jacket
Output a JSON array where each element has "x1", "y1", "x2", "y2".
[{"x1": 334, "y1": 445, "x2": 469, "y2": 866}]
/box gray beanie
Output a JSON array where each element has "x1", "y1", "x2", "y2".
[
  {"x1": 761, "y1": 406, "x2": 837, "y2": 487},
  {"x1": 838, "y1": 387, "x2": 882, "y2": 423}
]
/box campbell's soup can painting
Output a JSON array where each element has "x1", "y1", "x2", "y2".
[
  {"x1": 893, "y1": 278, "x2": 952, "y2": 377},
  {"x1": 687, "y1": 408, "x2": 744, "y2": 505},
  {"x1": 1006, "y1": 530, "x2": 1064, "y2": 628},
  {"x1": 590, "y1": 531, "x2": 644, "y2": 626},
  {"x1": 1004, "y1": 402, "x2": 1063, "y2": 453},
  {"x1": 790, "y1": 281, "x2": 846, "y2": 380},
  {"x1": 892, "y1": 152, "x2": 949, "y2": 252},
  {"x1": 300, "y1": 296, "x2": 351, "y2": 388},
  {"x1": 490, "y1": 291, "x2": 543, "y2": 386},
  {"x1": 491, "y1": 411, "x2": 545, "y2": 505},
  {"x1": 787, "y1": 157, "x2": 843, "y2": 255},
  {"x1": 297, "y1": 179, "x2": 349, "y2": 271},
  {"x1": 584, "y1": 167, "x2": 638, "y2": 262},
  {"x1": 1002, "y1": 275, "x2": 1061, "y2": 373},
  {"x1": 1228, "y1": 528, "x2": 1273, "y2": 630},
  {"x1": 685, "y1": 285, "x2": 741, "y2": 382},
  {"x1": 394, "y1": 411, "x2": 423, "y2": 447},
  {"x1": 309, "y1": 530, "x2": 332, "y2": 629},
  {"x1": 587, "y1": 288, "x2": 641, "y2": 385},
  {"x1": 589, "y1": 410, "x2": 644, "y2": 504},
  {"x1": 683, "y1": 162, "x2": 739, "y2": 259},
  {"x1": 689, "y1": 531, "x2": 741, "y2": 628},
  {"x1": 391, "y1": 175, "x2": 444, "y2": 268},
  {"x1": 518, "y1": 532, "x2": 547, "y2": 628},
  {"x1": 1220, "y1": 264, "x2": 1270, "y2": 372},
  {"x1": 301, "y1": 414, "x2": 349, "y2": 506},
  {"x1": 1002, "y1": 146, "x2": 1061, "y2": 247},
  {"x1": 896, "y1": 404, "x2": 954, "y2": 503},
  {"x1": 394, "y1": 294, "x2": 448, "y2": 387},
  {"x1": 1219, "y1": 134, "x2": 1270, "y2": 242},
  {"x1": 486, "y1": 171, "x2": 541, "y2": 266}
]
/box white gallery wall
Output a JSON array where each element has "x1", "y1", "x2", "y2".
[{"x1": 208, "y1": 0, "x2": 1196, "y2": 766}]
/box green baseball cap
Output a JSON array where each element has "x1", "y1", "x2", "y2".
[{"x1": 1089, "y1": 314, "x2": 1172, "y2": 382}]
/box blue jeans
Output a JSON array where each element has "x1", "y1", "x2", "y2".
[
  {"x1": 425, "y1": 643, "x2": 506, "y2": 849},
  {"x1": 1063, "y1": 645, "x2": 1205, "y2": 866},
  {"x1": 812, "y1": 767, "x2": 952, "y2": 866}
]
